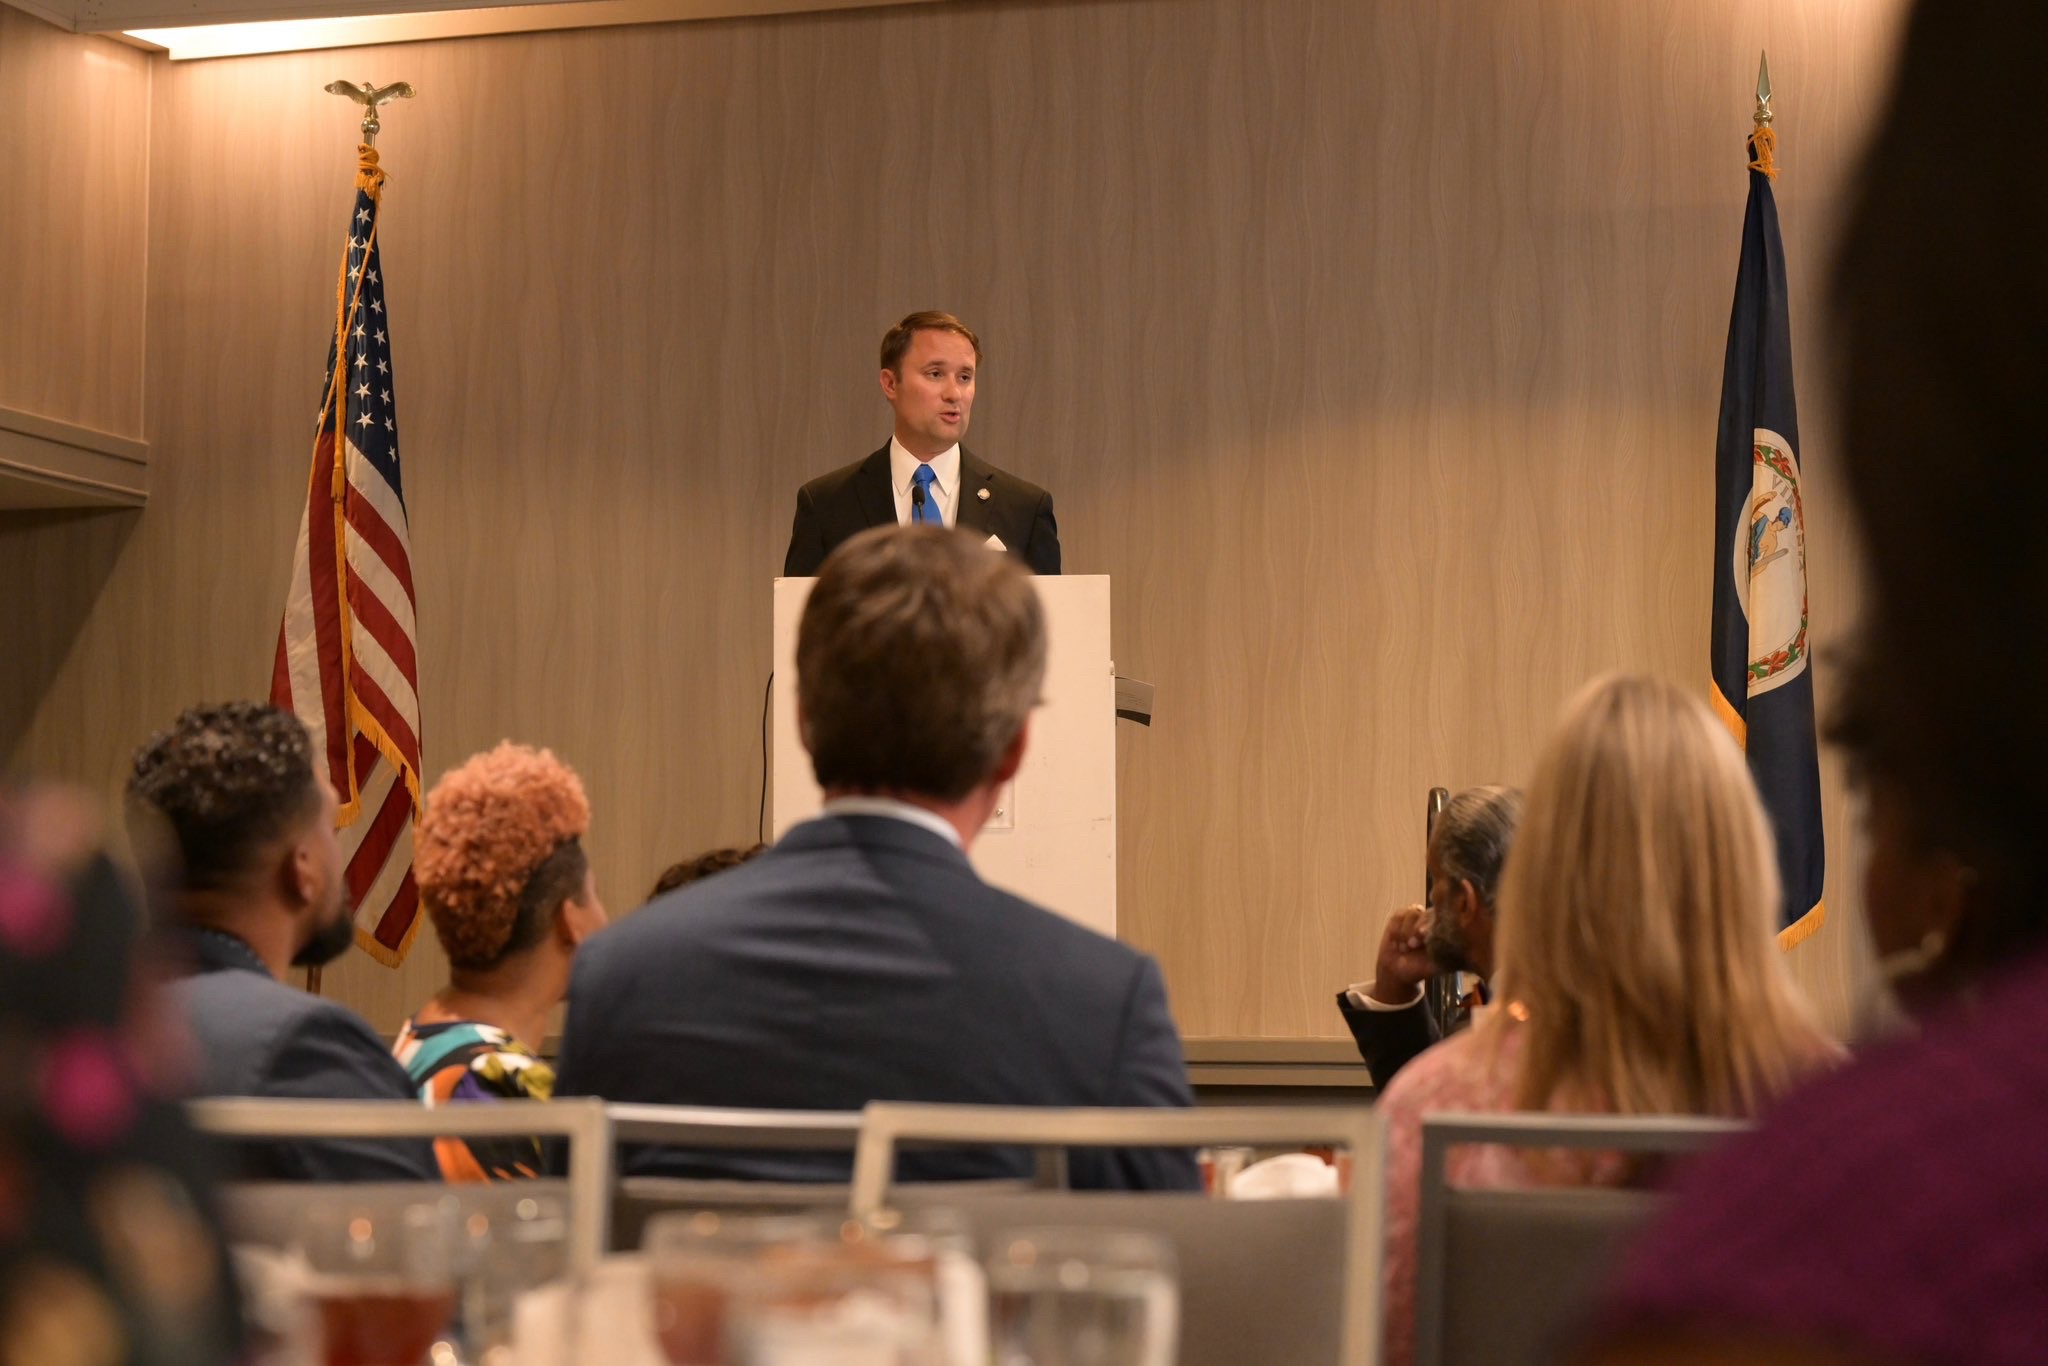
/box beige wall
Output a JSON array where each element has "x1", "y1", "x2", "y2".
[
  {"x1": 0, "y1": 6, "x2": 152, "y2": 767},
  {"x1": 0, "y1": 4, "x2": 151, "y2": 435},
  {"x1": 4, "y1": 0, "x2": 1905, "y2": 1040}
]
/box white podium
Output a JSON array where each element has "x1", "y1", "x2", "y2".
[{"x1": 771, "y1": 575, "x2": 1118, "y2": 938}]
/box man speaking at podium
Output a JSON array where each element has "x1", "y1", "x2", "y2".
[{"x1": 783, "y1": 311, "x2": 1062, "y2": 576}]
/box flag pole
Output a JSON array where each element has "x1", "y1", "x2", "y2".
[{"x1": 300, "y1": 78, "x2": 414, "y2": 1001}]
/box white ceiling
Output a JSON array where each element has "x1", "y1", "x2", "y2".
[{"x1": 8, "y1": 0, "x2": 948, "y2": 54}]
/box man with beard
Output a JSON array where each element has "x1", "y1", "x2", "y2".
[
  {"x1": 129, "y1": 703, "x2": 437, "y2": 1181},
  {"x1": 1337, "y1": 785, "x2": 1522, "y2": 1088}
]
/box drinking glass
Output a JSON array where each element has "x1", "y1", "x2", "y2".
[
  {"x1": 645, "y1": 1212, "x2": 834, "y2": 1366},
  {"x1": 862, "y1": 1207, "x2": 985, "y2": 1366},
  {"x1": 725, "y1": 1244, "x2": 943, "y2": 1366},
  {"x1": 462, "y1": 1192, "x2": 569, "y2": 1363},
  {"x1": 986, "y1": 1228, "x2": 1178, "y2": 1366},
  {"x1": 1198, "y1": 1146, "x2": 1255, "y2": 1197},
  {"x1": 294, "y1": 1196, "x2": 460, "y2": 1366}
]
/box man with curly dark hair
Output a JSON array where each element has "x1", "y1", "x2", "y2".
[{"x1": 128, "y1": 702, "x2": 436, "y2": 1182}]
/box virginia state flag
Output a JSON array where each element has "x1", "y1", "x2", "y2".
[{"x1": 1709, "y1": 125, "x2": 1825, "y2": 948}]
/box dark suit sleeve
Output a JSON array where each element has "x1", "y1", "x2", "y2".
[
  {"x1": 1024, "y1": 490, "x2": 1061, "y2": 575},
  {"x1": 1335, "y1": 989, "x2": 1440, "y2": 1090},
  {"x1": 258, "y1": 1012, "x2": 440, "y2": 1182},
  {"x1": 550, "y1": 955, "x2": 600, "y2": 1101},
  {"x1": 784, "y1": 485, "x2": 827, "y2": 577},
  {"x1": 1080, "y1": 956, "x2": 1201, "y2": 1192}
]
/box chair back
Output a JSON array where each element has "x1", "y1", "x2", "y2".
[
  {"x1": 605, "y1": 1103, "x2": 1057, "y2": 1249},
  {"x1": 604, "y1": 1103, "x2": 860, "y2": 1247},
  {"x1": 921, "y1": 1189, "x2": 1347, "y2": 1366},
  {"x1": 187, "y1": 1096, "x2": 613, "y2": 1272},
  {"x1": 851, "y1": 1101, "x2": 1380, "y2": 1366},
  {"x1": 606, "y1": 1102, "x2": 864, "y2": 1152},
  {"x1": 1413, "y1": 1112, "x2": 1747, "y2": 1366},
  {"x1": 612, "y1": 1175, "x2": 1037, "y2": 1250}
]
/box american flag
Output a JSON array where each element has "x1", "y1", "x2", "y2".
[{"x1": 270, "y1": 145, "x2": 424, "y2": 967}]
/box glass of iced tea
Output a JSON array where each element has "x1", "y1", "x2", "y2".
[{"x1": 295, "y1": 1195, "x2": 460, "y2": 1366}]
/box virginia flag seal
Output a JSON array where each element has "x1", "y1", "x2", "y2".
[{"x1": 1736, "y1": 430, "x2": 1811, "y2": 698}]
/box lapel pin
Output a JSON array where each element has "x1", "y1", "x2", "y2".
[{"x1": 977, "y1": 487, "x2": 991, "y2": 501}]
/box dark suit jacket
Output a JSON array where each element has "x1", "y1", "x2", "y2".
[
  {"x1": 170, "y1": 929, "x2": 438, "y2": 1182},
  {"x1": 782, "y1": 445, "x2": 1061, "y2": 576},
  {"x1": 555, "y1": 814, "x2": 1198, "y2": 1191},
  {"x1": 1335, "y1": 988, "x2": 1442, "y2": 1091}
]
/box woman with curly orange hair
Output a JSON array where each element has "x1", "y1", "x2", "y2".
[{"x1": 397, "y1": 742, "x2": 608, "y2": 1181}]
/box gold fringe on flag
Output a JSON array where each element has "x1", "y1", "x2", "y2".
[
  {"x1": 1778, "y1": 901, "x2": 1826, "y2": 950},
  {"x1": 355, "y1": 143, "x2": 387, "y2": 194},
  {"x1": 1749, "y1": 124, "x2": 1778, "y2": 179}
]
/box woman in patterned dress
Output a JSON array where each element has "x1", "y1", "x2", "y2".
[{"x1": 398, "y1": 744, "x2": 608, "y2": 1182}]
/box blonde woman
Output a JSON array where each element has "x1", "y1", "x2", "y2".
[{"x1": 1375, "y1": 675, "x2": 1841, "y2": 1366}]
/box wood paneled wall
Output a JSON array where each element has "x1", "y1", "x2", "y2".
[
  {"x1": 0, "y1": 3, "x2": 149, "y2": 432},
  {"x1": 0, "y1": 8, "x2": 152, "y2": 770},
  {"x1": 5, "y1": 0, "x2": 1908, "y2": 1040},
  {"x1": 0, "y1": 6, "x2": 151, "y2": 436}
]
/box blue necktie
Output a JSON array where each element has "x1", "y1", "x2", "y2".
[{"x1": 912, "y1": 464, "x2": 943, "y2": 526}]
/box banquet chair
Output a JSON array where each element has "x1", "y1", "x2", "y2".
[
  {"x1": 851, "y1": 1102, "x2": 1381, "y2": 1366},
  {"x1": 188, "y1": 1096, "x2": 613, "y2": 1273},
  {"x1": 1413, "y1": 1112, "x2": 1749, "y2": 1366},
  {"x1": 606, "y1": 1103, "x2": 1046, "y2": 1248}
]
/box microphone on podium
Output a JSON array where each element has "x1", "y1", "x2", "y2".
[{"x1": 911, "y1": 479, "x2": 927, "y2": 522}]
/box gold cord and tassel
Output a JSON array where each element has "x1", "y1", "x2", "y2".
[
  {"x1": 355, "y1": 143, "x2": 387, "y2": 194},
  {"x1": 1748, "y1": 123, "x2": 1778, "y2": 179}
]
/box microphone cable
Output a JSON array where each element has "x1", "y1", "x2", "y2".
[{"x1": 758, "y1": 669, "x2": 774, "y2": 843}]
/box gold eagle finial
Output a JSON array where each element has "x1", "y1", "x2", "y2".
[{"x1": 324, "y1": 80, "x2": 416, "y2": 145}]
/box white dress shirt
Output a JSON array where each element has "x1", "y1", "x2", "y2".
[
  {"x1": 889, "y1": 436, "x2": 960, "y2": 529},
  {"x1": 820, "y1": 795, "x2": 964, "y2": 849},
  {"x1": 1344, "y1": 980, "x2": 1426, "y2": 1012}
]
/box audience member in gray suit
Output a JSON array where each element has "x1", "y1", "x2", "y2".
[
  {"x1": 128, "y1": 703, "x2": 437, "y2": 1182},
  {"x1": 1336, "y1": 786, "x2": 1521, "y2": 1088},
  {"x1": 557, "y1": 525, "x2": 1199, "y2": 1191}
]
